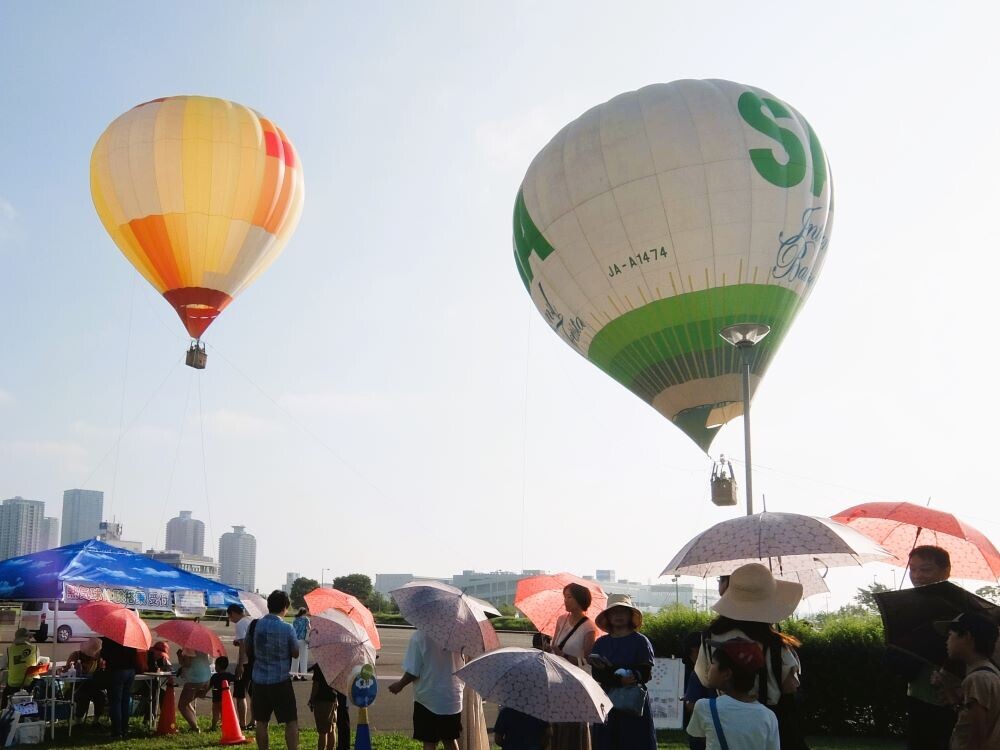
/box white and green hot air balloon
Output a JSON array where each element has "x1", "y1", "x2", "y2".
[{"x1": 514, "y1": 79, "x2": 833, "y2": 451}]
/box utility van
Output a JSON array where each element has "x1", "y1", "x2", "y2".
[{"x1": 20, "y1": 601, "x2": 99, "y2": 643}]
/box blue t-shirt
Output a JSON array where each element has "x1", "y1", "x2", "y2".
[
  {"x1": 251, "y1": 614, "x2": 298, "y2": 685},
  {"x1": 293, "y1": 615, "x2": 310, "y2": 640}
]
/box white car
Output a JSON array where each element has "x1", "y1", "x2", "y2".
[{"x1": 20, "y1": 602, "x2": 99, "y2": 643}]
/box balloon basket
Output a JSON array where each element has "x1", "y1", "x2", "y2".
[{"x1": 185, "y1": 342, "x2": 207, "y2": 369}]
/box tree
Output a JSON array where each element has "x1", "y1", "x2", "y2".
[
  {"x1": 853, "y1": 582, "x2": 891, "y2": 613},
  {"x1": 366, "y1": 591, "x2": 390, "y2": 614},
  {"x1": 289, "y1": 577, "x2": 319, "y2": 611},
  {"x1": 333, "y1": 574, "x2": 375, "y2": 603}
]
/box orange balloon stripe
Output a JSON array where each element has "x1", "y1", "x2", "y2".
[{"x1": 128, "y1": 215, "x2": 184, "y2": 291}]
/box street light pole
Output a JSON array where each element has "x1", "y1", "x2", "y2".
[
  {"x1": 719, "y1": 323, "x2": 771, "y2": 516},
  {"x1": 321, "y1": 567, "x2": 332, "y2": 588}
]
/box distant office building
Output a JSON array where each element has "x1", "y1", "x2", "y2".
[
  {"x1": 165, "y1": 511, "x2": 205, "y2": 556},
  {"x1": 40, "y1": 517, "x2": 60, "y2": 550},
  {"x1": 218, "y1": 526, "x2": 256, "y2": 591},
  {"x1": 282, "y1": 572, "x2": 301, "y2": 594},
  {"x1": 97, "y1": 521, "x2": 143, "y2": 553},
  {"x1": 374, "y1": 573, "x2": 452, "y2": 597},
  {"x1": 147, "y1": 550, "x2": 219, "y2": 580},
  {"x1": 595, "y1": 569, "x2": 616, "y2": 583},
  {"x1": 0, "y1": 497, "x2": 45, "y2": 560},
  {"x1": 452, "y1": 569, "x2": 544, "y2": 606},
  {"x1": 61, "y1": 489, "x2": 104, "y2": 545}
]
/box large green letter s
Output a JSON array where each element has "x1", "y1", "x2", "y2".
[{"x1": 738, "y1": 91, "x2": 808, "y2": 191}]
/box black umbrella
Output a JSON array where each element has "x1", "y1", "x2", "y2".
[{"x1": 874, "y1": 581, "x2": 1000, "y2": 667}]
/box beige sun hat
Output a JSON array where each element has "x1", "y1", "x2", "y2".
[
  {"x1": 712, "y1": 563, "x2": 803, "y2": 623},
  {"x1": 595, "y1": 593, "x2": 643, "y2": 632}
]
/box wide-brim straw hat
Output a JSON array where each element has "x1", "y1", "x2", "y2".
[
  {"x1": 595, "y1": 593, "x2": 643, "y2": 632},
  {"x1": 712, "y1": 563, "x2": 803, "y2": 623},
  {"x1": 81, "y1": 638, "x2": 102, "y2": 658}
]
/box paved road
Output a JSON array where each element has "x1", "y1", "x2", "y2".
[{"x1": 28, "y1": 620, "x2": 534, "y2": 733}]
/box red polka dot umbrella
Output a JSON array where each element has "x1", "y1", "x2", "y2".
[{"x1": 831, "y1": 502, "x2": 1000, "y2": 582}]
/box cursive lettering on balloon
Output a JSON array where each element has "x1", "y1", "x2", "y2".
[
  {"x1": 538, "y1": 283, "x2": 585, "y2": 349},
  {"x1": 772, "y1": 207, "x2": 829, "y2": 285}
]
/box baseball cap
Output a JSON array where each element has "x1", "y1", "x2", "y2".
[
  {"x1": 934, "y1": 612, "x2": 1000, "y2": 642},
  {"x1": 709, "y1": 637, "x2": 765, "y2": 671}
]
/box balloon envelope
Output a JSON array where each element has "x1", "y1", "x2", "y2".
[
  {"x1": 91, "y1": 95, "x2": 304, "y2": 339},
  {"x1": 514, "y1": 79, "x2": 833, "y2": 450}
]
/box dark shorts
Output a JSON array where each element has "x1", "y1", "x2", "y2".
[
  {"x1": 252, "y1": 680, "x2": 297, "y2": 725},
  {"x1": 233, "y1": 670, "x2": 252, "y2": 699},
  {"x1": 313, "y1": 699, "x2": 338, "y2": 733},
  {"x1": 413, "y1": 701, "x2": 462, "y2": 742}
]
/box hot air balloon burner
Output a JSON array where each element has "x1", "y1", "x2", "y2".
[
  {"x1": 185, "y1": 341, "x2": 207, "y2": 370},
  {"x1": 719, "y1": 324, "x2": 771, "y2": 516}
]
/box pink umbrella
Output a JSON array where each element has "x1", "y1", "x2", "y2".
[
  {"x1": 514, "y1": 573, "x2": 608, "y2": 637},
  {"x1": 154, "y1": 620, "x2": 226, "y2": 658},
  {"x1": 391, "y1": 581, "x2": 500, "y2": 657},
  {"x1": 77, "y1": 601, "x2": 152, "y2": 650},
  {"x1": 309, "y1": 609, "x2": 377, "y2": 693},
  {"x1": 832, "y1": 502, "x2": 1000, "y2": 581},
  {"x1": 305, "y1": 588, "x2": 381, "y2": 649}
]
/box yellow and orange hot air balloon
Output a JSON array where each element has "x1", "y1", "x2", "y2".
[{"x1": 90, "y1": 95, "x2": 304, "y2": 367}]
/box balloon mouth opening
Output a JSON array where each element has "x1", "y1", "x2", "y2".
[{"x1": 163, "y1": 287, "x2": 233, "y2": 339}]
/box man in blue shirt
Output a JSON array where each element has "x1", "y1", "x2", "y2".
[{"x1": 251, "y1": 590, "x2": 300, "y2": 750}]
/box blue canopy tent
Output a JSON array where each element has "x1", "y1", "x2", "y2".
[{"x1": 0, "y1": 539, "x2": 241, "y2": 611}]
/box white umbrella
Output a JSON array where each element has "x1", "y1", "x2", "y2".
[
  {"x1": 239, "y1": 591, "x2": 268, "y2": 619},
  {"x1": 662, "y1": 511, "x2": 894, "y2": 579},
  {"x1": 455, "y1": 647, "x2": 610, "y2": 724},
  {"x1": 309, "y1": 608, "x2": 377, "y2": 694},
  {"x1": 391, "y1": 580, "x2": 500, "y2": 657}
]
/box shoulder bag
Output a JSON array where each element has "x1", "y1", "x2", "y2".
[{"x1": 709, "y1": 697, "x2": 730, "y2": 750}]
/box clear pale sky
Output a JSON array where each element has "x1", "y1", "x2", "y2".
[{"x1": 2, "y1": 2, "x2": 998, "y2": 604}]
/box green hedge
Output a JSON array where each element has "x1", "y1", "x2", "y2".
[{"x1": 641, "y1": 608, "x2": 906, "y2": 738}]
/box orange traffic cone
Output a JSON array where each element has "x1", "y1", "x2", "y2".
[
  {"x1": 156, "y1": 680, "x2": 177, "y2": 735},
  {"x1": 219, "y1": 680, "x2": 249, "y2": 745}
]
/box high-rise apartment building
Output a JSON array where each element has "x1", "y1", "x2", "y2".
[
  {"x1": 218, "y1": 526, "x2": 256, "y2": 591},
  {"x1": 40, "y1": 517, "x2": 60, "y2": 550},
  {"x1": 61, "y1": 489, "x2": 104, "y2": 545},
  {"x1": 165, "y1": 511, "x2": 205, "y2": 556},
  {"x1": 0, "y1": 497, "x2": 45, "y2": 560}
]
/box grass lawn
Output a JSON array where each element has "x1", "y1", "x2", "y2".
[{"x1": 39, "y1": 721, "x2": 905, "y2": 749}]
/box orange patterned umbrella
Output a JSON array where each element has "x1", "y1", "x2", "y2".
[
  {"x1": 154, "y1": 620, "x2": 226, "y2": 658},
  {"x1": 832, "y1": 502, "x2": 1000, "y2": 582},
  {"x1": 514, "y1": 573, "x2": 607, "y2": 638},
  {"x1": 305, "y1": 588, "x2": 381, "y2": 650},
  {"x1": 77, "y1": 601, "x2": 152, "y2": 650}
]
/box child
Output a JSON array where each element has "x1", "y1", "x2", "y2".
[
  {"x1": 936, "y1": 612, "x2": 1000, "y2": 749},
  {"x1": 308, "y1": 663, "x2": 339, "y2": 750},
  {"x1": 209, "y1": 655, "x2": 236, "y2": 732},
  {"x1": 494, "y1": 705, "x2": 549, "y2": 749},
  {"x1": 687, "y1": 638, "x2": 779, "y2": 750}
]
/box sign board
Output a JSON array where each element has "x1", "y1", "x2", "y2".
[
  {"x1": 648, "y1": 657, "x2": 685, "y2": 729},
  {"x1": 173, "y1": 590, "x2": 207, "y2": 618}
]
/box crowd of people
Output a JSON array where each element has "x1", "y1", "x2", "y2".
[{"x1": 391, "y1": 545, "x2": 1000, "y2": 750}]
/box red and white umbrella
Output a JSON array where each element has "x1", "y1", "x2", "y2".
[
  {"x1": 305, "y1": 588, "x2": 381, "y2": 649},
  {"x1": 456, "y1": 647, "x2": 609, "y2": 724},
  {"x1": 832, "y1": 502, "x2": 1000, "y2": 582},
  {"x1": 309, "y1": 609, "x2": 377, "y2": 694},
  {"x1": 514, "y1": 573, "x2": 607, "y2": 637},
  {"x1": 154, "y1": 620, "x2": 226, "y2": 658},
  {"x1": 77, "y1": 601, "x2": 152, "y2": 650},
  {"x1": 391, "y1": 580, "x2": 500, "y2": 657}
]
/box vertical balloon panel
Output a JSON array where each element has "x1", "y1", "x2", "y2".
[{"x1": 514, "y1": 79, "x2": 833, "y2": 450}]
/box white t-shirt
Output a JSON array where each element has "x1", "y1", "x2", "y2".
[
  {"x1": 234, "y1": 617, "x2": 252, "y2": 665},
  {"x1": 401, "y1": 630, "x2": 464, "y2": 716},
  {"x1": 687, "y1": 695, "x2": 779, "y2": 750}
]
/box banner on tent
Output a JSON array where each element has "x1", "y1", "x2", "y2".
[{"x1": 64, "y1": 583, "x2": 173, "y2": 611}]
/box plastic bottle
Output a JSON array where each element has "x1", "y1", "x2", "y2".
[{"x1": 67, "y1": 663, "x2": 76, "y2": 678}]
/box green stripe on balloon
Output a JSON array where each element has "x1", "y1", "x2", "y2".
[{"x1": 587, "y1": 284, "x2": 801, "y2": 398}]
